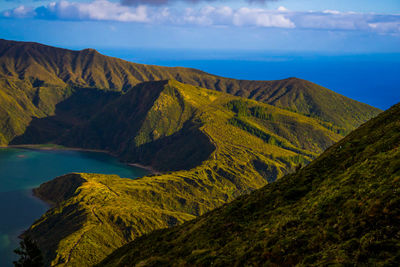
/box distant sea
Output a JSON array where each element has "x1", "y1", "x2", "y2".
[{"x1": 98, "y1": 49, "x2": 400, "y2": 111}]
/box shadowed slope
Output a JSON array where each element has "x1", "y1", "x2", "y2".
[
  {"x1": 10, "y1": 87, "x2": 121, "y2": 144},
  {"x1": 99, "y1": 102, "x2": 400, "y2": 266},
  {"x1": 0, "y1": 77, "x2": 45, "y2": 144},
  {"x1": 23, "y1": 80, "x2": 345, "y2": 266},
  {"x1": 11, "y1": 81, "x2": 217, "y2": 171},
  {"x1": 0, "y1": 39, "x2": 383, "y2": 266},
  {"x1": 0, "y1": 39, "x2": 380, "y2": 146},
  {"x1": 11, "y1": 80, "x2": 340, "y2": 172}
]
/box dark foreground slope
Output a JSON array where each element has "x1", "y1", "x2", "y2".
[
  {"x1": 100, "y1": 103, "x2": 400, "y2": 266},
  {"x1": 23, "y1": 80, "x2": 343, "y2": 266},
  {"x1": 0, "y1": 39, "x2": 380, "y2": 146}
]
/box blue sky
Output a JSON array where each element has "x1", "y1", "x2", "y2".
[{"x1": 0, "y1": 0, "x2": 399, "y2": 52}]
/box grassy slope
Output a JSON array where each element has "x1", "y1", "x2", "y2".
[
  {"x1": 100, "y1": 102, "x2": 400, "y2": 267},
  {"x1": 0, "y1": 39, "x2": 380, "y2": 146},
  {"x1": 0, "y1": 39, "x2": 382, "y2": 265},
  {"x1": 13, "y1": 80, "x2": 340, "y2": 171},
  {"x1": 24, "y1": 80, "x2": 343, "y2": 266},
  {"x1": 0, "y1": 77, "x2": 42, "y2": 144}
]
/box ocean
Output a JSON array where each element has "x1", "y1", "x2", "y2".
[{"x1": 99, "y1": 49, "x2": 400, "y2": 110}]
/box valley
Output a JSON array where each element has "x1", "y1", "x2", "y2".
[{"x1": 0, "y1": 39, "x2": 384, "y2": 266}]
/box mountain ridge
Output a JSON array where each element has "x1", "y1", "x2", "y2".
[
  {"x1": 0, "y1": 39, "x2": 384, "y2": 266},
  {"x1": 22, "y1": 79, "x2": 343, "y2": 266},
  {"x1": 0, "y1": 39, "x2": 381, "y2": 147},
  {"x1": 99, "y1": 102, "x2": 400, "y2": 266}
]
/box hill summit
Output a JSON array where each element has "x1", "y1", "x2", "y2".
[
  {"x1": 0, "y1": 39, "x2": 384, "y2": 266},
  {"x1": 0, "y1": 39, "x2": 380, "y2": 146}
]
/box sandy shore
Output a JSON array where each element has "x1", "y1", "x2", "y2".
[
  {"x1": 128, "y1": 163, "x2": 161, "y2": 175},
  {"x1": 6, "y1": 144, "x2": 109, "y2": 153}
]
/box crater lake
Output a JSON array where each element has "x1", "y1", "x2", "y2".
[{"x1": 0, "y1": 147, "x2": 148, "y2": 266}]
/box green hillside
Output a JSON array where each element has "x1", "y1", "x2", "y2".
[
  {"x1": 99, "y1": 102, "x2": 400, "y2": 266},
  {"x1": 0, "y1": 39, "x2": 380, "y2": 147},
  {"x1": 0, "y1": 39, "x2": 384, "y2": 266},
  {"x1": 12, "y1": 80, "x2": 340, "y2": 171},
  {"x1": 23, "y1": 80, "x2": 343, "y2": 266}
]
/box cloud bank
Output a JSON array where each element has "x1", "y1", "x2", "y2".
[
  {"x1": 120, "y1": 0, "x2": 278, "y2": 6},
  {"x1": 32, "y1": 1, "x2": 149, "y2": 22},
  {"x1": 2, "y1": 0, "x2": 400, "y2": 33}
]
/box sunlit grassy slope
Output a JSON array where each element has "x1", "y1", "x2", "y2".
[
  {"x1": 0, "y1": 39, "x2": 380, "y2": 146},
  {"x1": 100, "y1": 102, "x2": 400, "y2": 266},
  {"x1": 24, "y1": 80, "x2": 344, "y2": 266},
  {"x1": 0, "y1": 39, "x2": 383, "y2": 266}
]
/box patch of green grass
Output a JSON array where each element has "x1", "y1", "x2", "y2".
[{"x1": 229, "y1": 117, "x2": 283, "y2": 147}]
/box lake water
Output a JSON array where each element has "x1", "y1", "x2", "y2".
[{"x1": 0, "y1": 148, "x2": 148, "y2": 267}]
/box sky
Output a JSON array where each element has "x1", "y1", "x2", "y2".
[
  {"x1": 1, "y1": 0, "x2": 399, "y2": 52},
  {"x1": 0, "y1": 0, "x2": 399, "y2": 109}
]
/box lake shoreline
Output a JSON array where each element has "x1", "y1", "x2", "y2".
[
  {"x1": 0, "y1": 146, "x2": 157, "y2": 266},
  {"x1": 3, "y1": 144, "x2": 159, "y2": 175},
  {"x1": 31, "y1": 186, "x2": 57, "y2": 209},
  {"x1": 127, "y1": 163, "x2": 160, "y2": 175},
  {"x1": 16, "y1": 189, "x2": 53, "y2": 239},
  {"x1": 4, "y1": 144, "x2": 110, "y2": 154}
]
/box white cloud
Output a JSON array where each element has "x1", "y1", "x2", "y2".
[
  {"x1": 277, "y1": 6, "x2": 288, "y2": 12},
  {"x1": 183, "y1": 7, "x2": 216, "y2": 26},
  {"x1": 1, "y1": 1, "x2": 295, "y2": 28},
  {"x1": 233, "y1": 7, "x2": 295, "y2": 28},
  {"x1": 293, "y1": 12, "x2": 365, "y2": 31},
  {"x1": 158, "y1": 5, "x2": 295, "y2": 28},
  {"x1": 322, "y1": 10, "x2": 340, "y2": 15},
  {"x1": 121, "y1": 0, "x2": 279, "y2": 6},
  {"x1": 36, "y1": 0, "x2": 149, "y2": 22},
  {"x1": 1, "y1": 0, "x2": 400, "y2": 34},
  {"x1": 369, "y1": 22, "x2": 400, "y2": 33},
  {"x1": 3, "y1": 5, "x2": 35, "y2": 18}
]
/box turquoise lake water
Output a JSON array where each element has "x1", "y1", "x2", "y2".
[{"x1": 0, "y1": 148, "x2": 148, "y2": 266}]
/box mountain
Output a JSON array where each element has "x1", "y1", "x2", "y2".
[
  {"x1": 0, "y1": 39, "x2": 383, "y2": 265},
  {"x1": 23, "y1": 79, "x2": 343, "y2": 266},
  {"x1": 99, "y1": 102, "x2": 400, "y2": 266},
  {"x1": 12, "y1": 79, "x2": 340, "y2": 171},
  {"x1": 0, "y1": 39, "x2": 380, "y2": 147}
]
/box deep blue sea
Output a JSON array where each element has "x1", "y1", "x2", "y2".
[{"x1": 99, "y1": 49, "x2": 400, "y2": 110}]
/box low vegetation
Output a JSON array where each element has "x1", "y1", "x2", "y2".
[
  {"x1": 24, "y1": 80, "x2": 344, "y2": 266},
  {"x1": 14, "y1": 236, "x2": 44, "y2": 267},
  {"x1": 0, "y1": 39, "x2": 380, "y2": 146},
  {"x1": 0, "y1": 39, "x2": 384, "y2": 266},
  {"x1": 100, "y1": 102, "x2": 400, "y2": 266}
]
